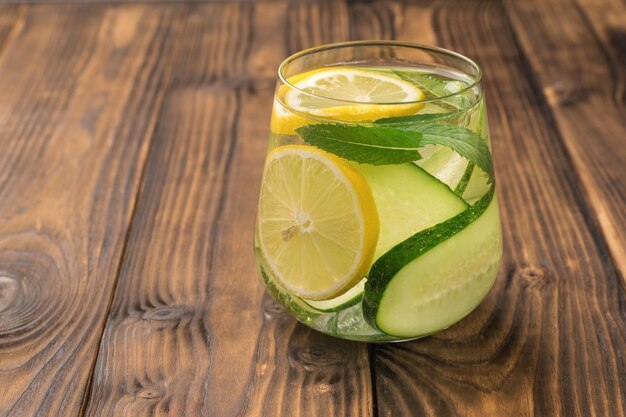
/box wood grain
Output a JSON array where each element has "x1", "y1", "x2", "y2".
[
  {"x1": 286, "y1": 0, "x2": 349, "y2": 54},
  {"x1": 0, "y1": 6, "x2": 23, "y2": 57},
  {"x1": 0, "y1": 0, "x2": 286, "y2": 4},
  {"x1": 345, "y1": 1, "x2": 626, "y2": 416},
  {"x1": 503, "y1": 0, "x2": 626, "y2": 284},
  {"x1": 0, "y1": 5, "x2": 184, "y2": 416},
  {"x1": 1, "y1": 1, "x2": 623, "y2": 416},
  {"x1": 83, "y1": 3, "x2": 373, "y2": 416}
]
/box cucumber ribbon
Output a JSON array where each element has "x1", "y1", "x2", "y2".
[{"x1": 363, "y1": 184, "x2": 496, "y2": 328}]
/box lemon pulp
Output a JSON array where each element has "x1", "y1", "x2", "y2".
[
  {"x1": 271, "y1": 67, "x2": 425, "y2": 134},
  {"x1": 257, "y1": 145, "x2": 379, "y2": 300}
]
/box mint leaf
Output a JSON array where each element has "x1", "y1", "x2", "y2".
[
  {"x1": 407, "y1": 124, "x2": 493, "y2": 181},
  {"x1": 296, "y1": 122, "x2": 494, "y2": 183},
  {"x1": 373, "y1": 112, "x2": 451, "y2": 125},
  {"x1": 296, "y1": 124, "x2": 422, "y2": 165}
]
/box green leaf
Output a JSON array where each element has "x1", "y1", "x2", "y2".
[
  {"x1": 373, "y1": 112, "x2": 452, "y2": 125},
  {"x1": 296, "y1": 124, "x2": 423, "y2": 165},
  {"x1": 407, "y1": 124, "x2": 493, "y2": 181},
  {"x1": 296, "y1": 122, "x2": 494, "y2": 183}
]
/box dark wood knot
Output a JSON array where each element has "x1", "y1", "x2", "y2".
[
  {"x1": 519, "y1": 266, "x2": 544, "y2": 279},
  {"x1": 142, "y1": 306, "x2": 190, "y2": 321},
  {"x1": 137, "y1": 387, "x2": 164, "y2": 400},
  {"x1": 0, "y1": 247, "x2": 70, "y2": 340},
  {"x1": 517, "y1": 265, "x2": 548, "y2": 289},
  {"x1": 317, "y1": 383, "x2": 331, "y2": 393},
  {"x1": 0, "y1": 275, "x2": 19, "y2": 313}
]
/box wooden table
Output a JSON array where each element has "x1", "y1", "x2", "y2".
[{"x1": 0, "y1": 0, "x2": 624, "y2": 416}]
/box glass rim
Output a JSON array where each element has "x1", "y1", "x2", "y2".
[{"x1": 277, "y1": 40, "x2": 483, "y2": 106}]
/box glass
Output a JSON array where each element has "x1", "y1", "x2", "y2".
[{"x1": 253, "y1": 41, "x2": 502, "y2": 342}]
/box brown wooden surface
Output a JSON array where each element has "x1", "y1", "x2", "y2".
[
  {"x1": 0, "y1": 5, "x2": 184, "y2": 416},
  {"x1": 83, "y1": 4, "x2": 373, "y2": 416},
  {"x1": 376, "y1": 2, "x2": 626, "y2": 416},
  {"x1": 0, "y1": 1, "x2": 623, "y2": 416},
  {"x1": 504, "y1": 0, "x2": 626, "y2": 283}
]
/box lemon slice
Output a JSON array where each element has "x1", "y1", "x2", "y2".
[
  {"x1": 270, "y1": 98, "x2": 313, "y2": 136},
  {"x1": 284, "y1": 67, "x2": 425, "y2": 121},
  {"x1": 257, "y1": 145, "x2": 379, "y2": 300}
]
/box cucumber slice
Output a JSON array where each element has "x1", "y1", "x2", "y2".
[
  {"x1": 355, "y1": 163, "x2": 469, "y2": 260},
  {"x1": 364, "y1": 187, "x2": 502, "y2": 338},
  {"x1": 453, "y1": 162, "x2": 474, "y2": 195},
  {"x1": 312, "y1": 164, "x2": 469, "y2": 309},
  {"x1": 304, "y1": 279, "x2": 364, "y2": 312},
  {"x1": 461, "y1": 98, "x2": 492, "y2": 203},
  {"x1": 417, "y1": 98, "x2": 488, "y2": 195},
  {"x1": 462, "y1": 165, "x2": 491, "y2": 204},
  {"x1": 416, "y1": 143, "x2": 440, "y2": 161},
  {"x1": 419, "y1": 146, "x2": 469, "y2": 191}
]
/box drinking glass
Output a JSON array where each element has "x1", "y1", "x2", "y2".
[{"x1": 254, "y1": 41, "x2": 502, "y2": 342}]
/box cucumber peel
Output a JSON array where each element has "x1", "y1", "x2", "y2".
[
  {"x1": 363, "y1": 185, "x2": 500, "y2": 337},
  {"x1": 453, "y1": 161, "x2": 475, "y2": 195}
]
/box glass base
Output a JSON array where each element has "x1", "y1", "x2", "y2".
[{"x1": 258, "y1": 257, "x2": 465, "y2": 343}]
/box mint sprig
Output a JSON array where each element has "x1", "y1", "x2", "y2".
[
  {"x1": 295, "y1": 122, "x2": 493, "y2": 182},
  {"x1": 407, "y1": 124, "x2": 493, "y2": 181},
  {"x1": 295, "y1": 124, "x2": 422, "y2": 165}
]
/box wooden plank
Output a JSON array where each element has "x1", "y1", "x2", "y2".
[
  {"x1": 0, "y1": 0, "x2": 286, "y2": 4},
  {"x1": 83, "y1": 3, "x2": 374, "y2": 416},
  {"x1": 345, "y1": 1, "x2": 626, "y2": 416},
  {"x1": 348, "y1": 1, "x2": 402, "y2": 41},
  {"x1": 0, "y1": 5, "x2": 24, "y2": 57},
  {"x1": 285, "y1": 0, "x2": 350, "y2": 54},
  {"x1": 503, "y1": 0, "x2": 626, "y2": 283},
  {"x1": 0, "y1": 5, "x2": 184, "y2": 417}
]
